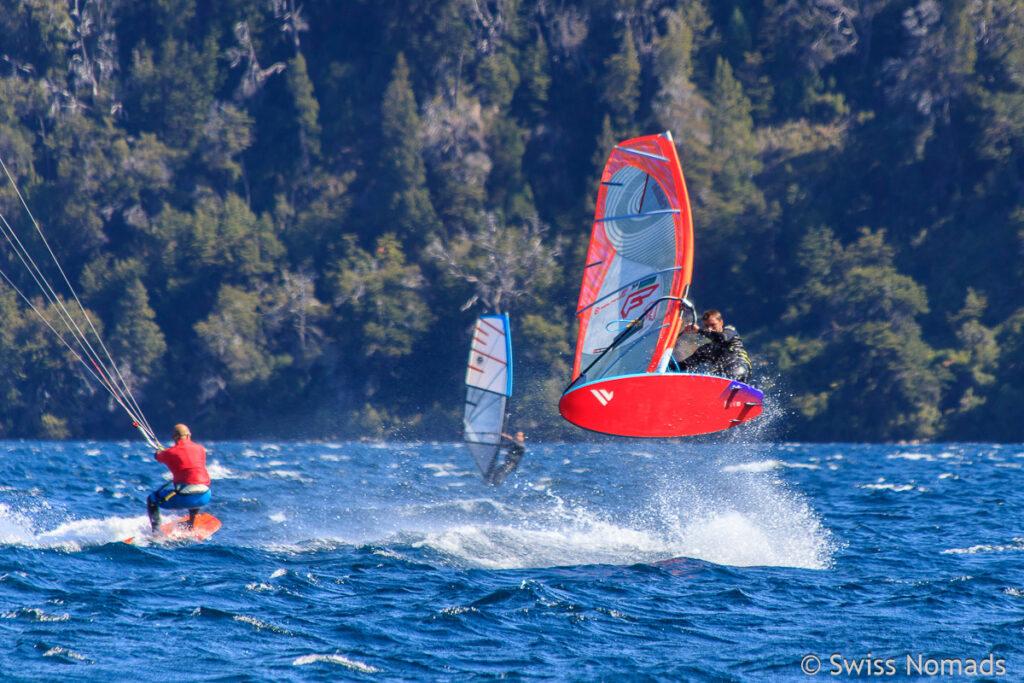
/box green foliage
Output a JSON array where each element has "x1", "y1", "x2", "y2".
[
  {"x1": 377, "y1": 53, "x2": 439, "y2": 244},
  {"x1": 80, "y1": 257, "x2": 167, "y2": 379},
  {"x1": 125, "y1": 36, "x2": 220, "y2": 150},
  {"x1": 1, "y1": 1, "x2": 1023, "y2": 441},
  {"x1": 485, "y1": 117, "x2": 533, "y2": 219},
  {"x1": 478, "y1": 49, "x2": 520, "y2": 111},
  {"x1": 328, "y1": 234, "x2": 432, "y2": 368},
  {"x1": 709, "y1": 57, "x2": 761, "y2": 212},
  {"x1": 938, "y1": 289, "x2": 999, "y2": 437},
  {"x1": 427, "y1": 212, "x2": 560, "y2": 313},
  {"x1": 195, "y1": 284, "x2": 283, "y2": 388},
  {"x1": 770, "y1": 227, "x2": 943, "y2": 440},
  {"x1": 157, "y1": 193, "x2": 283, "y2": 295},
  {"x1": 512, "y1": 312, "x2": 572, "y2": 438},
  {"x1": 40, "y1": 413, "x2": 70, "y2": 440},
  {"x1": 286, "y1": 51, "x2": 322, "y2": 164},
  {"x1": 515, "y1": 34, "x2": 551, "y2": 119},
  {"x1": 601, "y1": 25, "x2": 641, "y2": 137}
]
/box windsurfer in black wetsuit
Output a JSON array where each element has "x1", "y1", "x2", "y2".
[
  {"x1": 673, "y1": 309, "x2": 751, "y2": 382},
  {"x1": 488, "y1": 431, "x2": 525, "y2": 485}
]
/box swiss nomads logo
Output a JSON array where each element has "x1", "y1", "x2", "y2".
[
  {"x1": 591, "y1": 388, "x2": 614, "y2": 406},
  {"x1": 620, "y1": 283, "x2": 658, "y2": 319}
]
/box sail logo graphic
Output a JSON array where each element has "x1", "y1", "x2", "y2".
[
  {"x1": 620, "y1": 284, "x2": 658, "y2": 319},
  {"x1": 591, "y1": 388, "x2": 614, "y2": 406}
]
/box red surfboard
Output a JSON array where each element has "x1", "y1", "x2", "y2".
[
  {"x1": 559, "y1": 373, "x2": 763, "y2": 437},
  {"x1": 124, "y1": 512, "x2": 221, "y2": 544}
]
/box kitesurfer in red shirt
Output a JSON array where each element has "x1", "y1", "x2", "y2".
[{"x1": 147, "y1": 424, "x2": 212, "y2": 532}]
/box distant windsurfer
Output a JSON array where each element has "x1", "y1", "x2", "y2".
[
  {"x1": 147, "y1": 424, "x2": 211, "y2": 532},
  {"x1": 673, "y1": 309, "x2": 751, "y2": 382},
  {"x1": 488, "y1": 431, "x2": 526, "y2": 485}
]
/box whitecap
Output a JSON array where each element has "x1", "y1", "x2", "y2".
[
  {"x1": 439, "y1": 605, "x2": 478, "y2": 616},
  {"x1": 3, "y1": 607, "x2": 70, "y2": 622},
  {"x1": 206, "y1": 461, "x2": 235, "y2": 479},
  {"x1": 422, "y1": 462, "x2": 472, "y2": 477},
  {"x1": 245, "y1": 583, "x2": 276, "y2": 592},
  {"x1": 293, "y1": 653, "x2": 380, "y2": 673},
  {"x1": 942, "y1": 539, "x2": 1024, "y2": 555},
  {"x1": 270, "y1": 470, "x2": 305, "y2": 479},
  {"x1": 42, "y1": 646, "x2": 93, "y2": 663},
  {"x1": 233, "y1": 614, "x2": 293, "y2": 635},
  {"x1": 859, "y1": 483, "x2": 917, "y2": 492},
  {"x1": 722, "y1": 459, "x2": 820, "y2": 473},
  {"x1": 886, "y1": 452, "x2": 934, "y2": 461},
  {"x1": 722, "y1": 460, "x2": 782, "y2": 473}
]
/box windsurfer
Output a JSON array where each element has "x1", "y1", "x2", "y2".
[
  {"x1": 489, "y1": 431, "x2": 526, "y2": 485},
  {"x1": 673, "y1": 310, "x2": 751, "y2": 382},
  {"x1": 147, "y1": 424, "x2": 211, "y2": 532}
]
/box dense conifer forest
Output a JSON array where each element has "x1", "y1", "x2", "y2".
[{"x1": 0, "y1": 0, "x2": 1022, "y2": 442}]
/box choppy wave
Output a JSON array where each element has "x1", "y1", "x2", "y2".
[{"x1": 1, "y1": 441, "x2": 1022, "y2": 680}]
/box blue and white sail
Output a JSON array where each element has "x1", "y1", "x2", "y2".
[{"x1": 463, "y1": 314, "x2": 512, "y2": 481}]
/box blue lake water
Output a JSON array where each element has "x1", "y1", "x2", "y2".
[{"x1": 2, "y1": 437, "x2": 1023, "y2": 680}]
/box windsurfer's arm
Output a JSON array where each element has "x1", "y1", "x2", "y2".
[{"x1": 699, "y1": 328, "x2": 731, "y2": 343}]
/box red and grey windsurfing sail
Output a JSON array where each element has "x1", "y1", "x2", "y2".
[
  {"x1": 568, "y1": 132, "x2": 694, "y2": 389},
  {"x1": 463, "y1": 314, "x2": 512, "y2": 481},
  {"x1": 559, "y1": 132, "x2": 763, "y2": 437}
]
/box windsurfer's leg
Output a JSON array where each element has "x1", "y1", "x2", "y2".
[
  {"x1": 146, "y1": 494, "x2": 161, "y2": 532},
  {"x1": 505, "y1": 449, "x2": 523, "y2": 473},
  {"x1": 679, "y1": 346, "x2": 713, "y2": 373},
  {"x1": 723, "y1": 358, "x2": 751, "y2": 382},
  {"x1": 187, "y1": 508, "x2": 199, "y2": 528}
]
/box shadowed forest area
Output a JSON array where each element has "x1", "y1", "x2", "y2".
[{"x1": 0, "y1": 0, "x2": 1022, "y2": 442}]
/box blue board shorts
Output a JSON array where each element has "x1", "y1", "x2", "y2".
[{"x1": 148, "y1": 482, "x2": 212, "y2": 509}]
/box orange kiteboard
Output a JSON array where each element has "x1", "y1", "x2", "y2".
[{"x1": 124, "y1": 513, "x2": 221, "y2": 544}]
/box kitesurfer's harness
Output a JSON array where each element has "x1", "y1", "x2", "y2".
[{"x1": 153, "y1": 481, "x2": 210, "y2": 503}]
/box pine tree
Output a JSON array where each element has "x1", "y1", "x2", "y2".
[
  {"x1": 378, "y1": 53, "x2": 439, "y2": 245},
  {"x1": 286, "y1": 51, "x2": 322, "y2": 173},
  {"x1": 601, "y1": 26, "x2": 641, "y2": 137},
  {"x1": 709, "y1": 57, "x2": 761, "y2": 209}
]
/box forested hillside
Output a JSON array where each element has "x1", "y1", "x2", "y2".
[{"x1": 0, "y1": 0, "x2": 1021, "y2": 442}]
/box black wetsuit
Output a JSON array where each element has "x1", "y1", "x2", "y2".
[
  {"x1": 488, "y1": 437, "x2": 525, "y2": 485},
  {"x1": 675, "y1": 325, "x2": 751, "y2": 382}
]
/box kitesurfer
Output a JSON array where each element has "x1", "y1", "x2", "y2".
[
  {"x1": 489, "y1": 431, "x2": 526, "y2": 485},
  {"x1": 147, "y1": 424, "x2": 211, "y2": 532},
  {"x1": 673, "y1": 309, "x2": 751, "y2": 382}
]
